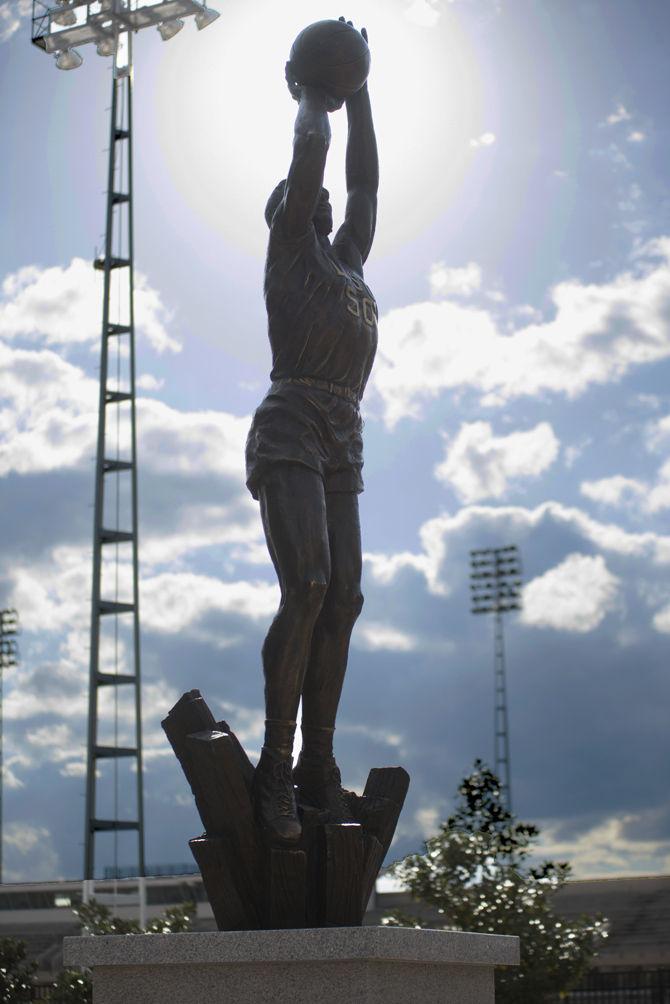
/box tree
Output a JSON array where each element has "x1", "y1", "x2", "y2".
[
  {"x1": 48, "y1": 899, "x2": 197, "y2": 1004},
  {"x1": 0, "y1": 937, "x2": 36, "y2": 1003},
  {"x1": 73, "y1": 898, "x2": 196, "y2": 936},
  {"x1": 384, "y1": 761, "x2": 608, "y2": 1003}
]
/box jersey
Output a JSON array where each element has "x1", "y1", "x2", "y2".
[{"x1": 245, "y1": 216, "x2": 378, "y2": 500}]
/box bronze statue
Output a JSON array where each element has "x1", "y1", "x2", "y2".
[
  {"x1": 163, "y1": 24, "x2": 408, "y2": 929},
  {"x1": 246, "y1": 18, "x2": 379, "y2": 842}
]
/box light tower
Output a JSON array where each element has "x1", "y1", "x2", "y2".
[
  {"x1": 31, "y1": 0, "x2": 219, "y2": 882},
  {"x1": 470, "y1": 546, "x2": 522, "y2": 812},
  {"x1": 0, "y1": 608, "x2": 20, "y2": 885}
]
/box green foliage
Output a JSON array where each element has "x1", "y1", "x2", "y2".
[
  {"x1": 45, "y1": 898, "x2": 196, "y2": 1004},
  {"x1": 0, "y1": 938, "x2": 36, "y2": 1003},
  {"x1": 72, "y1": 898, "x2": 196, "y2": 936},
  {"x1": 384, "y1": 761, "x2": 608, "y2": 1004},
  {"x1": 48, "y1": 970, "x2": 92, "y2": 1004}
]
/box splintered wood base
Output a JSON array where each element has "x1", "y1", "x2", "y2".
[{"x1": 162, "y1": 690, "x2": 410, "y2": 931}]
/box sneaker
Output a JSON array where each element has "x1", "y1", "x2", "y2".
[
  {"x1": 293, "y1": 754, "x2": 356, "y2": 823},
  {"x1": 253, "y1": 749, "x2": 302, "y2": 843}
]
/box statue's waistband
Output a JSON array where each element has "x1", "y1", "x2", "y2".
[{"x1": 275, "y1": 376, "x2": 359, "y2": 404}]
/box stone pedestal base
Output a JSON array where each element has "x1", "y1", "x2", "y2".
[{"x1": 64, "y1": 927, "x2": 520, "y2": 1004}]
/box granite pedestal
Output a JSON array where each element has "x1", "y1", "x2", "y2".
[{"x1": 64, "y1": 926, "x2": 520, "y2": 1003}]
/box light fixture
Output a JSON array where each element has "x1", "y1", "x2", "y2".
[
  {"x1": 194, "y1": 4, "x2": 219, "y2": 30},
  {"x1": 96, "y1": 34, "x2": 118, "y2": 56},
  {"x1": 157, "y1": 18, "x2": 184, "y2": 40},
  {"x1": 53, "y1": 0, "x2": 76, "y2": 26},
  {"x1": 55, "y1": 48, "x2": 83, "y2": 69}
]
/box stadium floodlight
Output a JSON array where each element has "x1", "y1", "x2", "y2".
[
  {"x1": 469, "y1": 545, "x2": 523, "y2": 812},
  {"x1": 55, "y1": 46, "x2": 83, "y2": 68},
  {"x1": 30, "y1": 0, "x2": 221, "y2": 887},
  {"x1": 195, "y1": 4, "x2": 219, "y2": 29},
  {"x1": 0, "y1": 609, "x2": 20, "y2": 884},
  {"x1": 32, "y1": 0, "x2": 215, "y2": 56},
  {"x1": 96, "y1": 34, "x2": 118, "y2": 57},
  {"x1": 157, "y1": 17, "x2": 184, "y2": 40},
  {"x1": 53, "y1": 0, "x2": 76, "y2": 26}
]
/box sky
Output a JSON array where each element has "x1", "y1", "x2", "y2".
[{"x1": 1, "y1": 0, "x2": 670, "y2": 884}]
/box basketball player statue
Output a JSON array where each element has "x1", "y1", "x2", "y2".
[{"x1": 246, "y1": 18, "x2": 379, "y2": 842}]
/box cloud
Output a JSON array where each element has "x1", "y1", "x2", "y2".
[
  {"x1": 0, "y1": 341, "x2": 97, "y2": 475},
  {"x1": 604, "y1": 104, "x2": 632, "y2": 126},
  {"x1": 470, "y1": 131, "x2": 496, "y2": 148},
  {"x1": 403, "y1": 0, "x2": 444, "y2": 27},
  {"x1": 580, "y1": 475, "x2": 647, "y2": 507},
  {"x1": 364, "y1": 500, "x2": 670, "y2": 601},
  {"x1": 521, "y1": 553, "x2": 620, "y2": 633},
  {"x1": 371, "y1": 238, "x2": 670, "y2": 427},
  {"x1": 627, "y1": 130, "x2": 646, "y2": 143},
  {"x1": 652, "y1": 603, "x2": 670, "y2": 634},
  {"x1": 0, "y1": 0, "x2": 30, "y2": 42},
  {"x1": 536, "y1": 811, "x2": 670, "y2": 878},
  {"x1": 435, "y1": 421, "x2": 560, "y2": 502},
  {"x1": 647, "y1": 413, "x2": 670, "y2": 451},
  {"x1": 141, "y1": 572, "x2": 278, "y2": 633},
  {"x1": 430, "y1": 262, "x2": 482, "y2": 298},
  {"x1": 0, "y1": 258, "x2": 180, "y2": 353},
  {"x1": 355, "y1": 622, "x2": 417, "y2": 652},
  {"x1": 0, "y1": 335, "x2": 251, "y2": 488},
  {"x1": 3, "y1": 822, "x2": 61, "y2": 882}
]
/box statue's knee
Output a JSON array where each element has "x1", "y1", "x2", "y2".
[
  {"x1": 286, "y1": 577, "x2": 329, "y2": 617},
  {"x1": 325, "y1": 586, "x2": 364, "y2": 625}
]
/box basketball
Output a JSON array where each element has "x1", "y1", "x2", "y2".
[{"x1": 289, "y1": 20, "x2": 371, "y2": 100}]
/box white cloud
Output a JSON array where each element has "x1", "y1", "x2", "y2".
[
  {"x1": 579, "y1": 458, "x2": 670, "y2": 515},
  {"x1": 628, "y1": 130, "x2": 646, "y2": 143},
  {"x1": 646, "y1": 413, "x2": 670, "y2": 451},
  {"x1": 470, "y1": 131, "x2": 496, "y2": 148},
  {"x1": 537, "y1": 813, "x2": 670, "y2": 878},
  {"x1": 0, "y1": 0, "x2": 30, "y2": 42},
  {"x1": 403, "y1": 0, "x2": 443, "y2": 27},
  {"x1": 141, "y1": 572, "x2": 278, "y2": 633},
  {"x1": 3, "y1": 822, "x2": 60, "y2": 882},
  {"x1": 652, "y1": 602, "x2": 670, "y2": 634},
  {"x1": 0, "y1": 332, "x2": 251, "y2": 484},
  {"x1": 430, "y1": 262, "x2": 482, "y2": 298},
  {"x1": 371, "y1": 238, "x2": 670, "y2": 427},
  {"x1": 435, "y1": 421, "x2": 560, "y2": 502},
  {"x1": 0, "y1": 341, "x2": 97, "y2": 474},
  {"x1": 580, "y1": 475, "x2": 647, "y2": 507},
  {"x1": 0, "y1": 258, "x2": 180, "y2": 354},
  {"x1": 605, "y1": 104, "x2": 632, "y2": 126},
  {"x1": 365, "y1": 501, "x2": 670, "y2": 600},
  {"x1": 521, "y1": 553, "x2": 620, "y2": 633},
  {"x1": 138, "y1": 398, "x2": 249, "y2": 478},
  {"x1": 136, "y1": 373, "x2": 164, "y2": 391},
  {"x1": 355, "y1": 622, "x2": 417, "y2": 652}
]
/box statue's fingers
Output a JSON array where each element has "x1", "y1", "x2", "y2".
[{"x1": 362, "y1": 26, "x2": 368, "y2": 42}]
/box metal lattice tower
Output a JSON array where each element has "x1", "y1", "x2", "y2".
[
  {"x1": 31, "y1": 0, "x2": 220, "y2": 882},
  {"x1": 0, "y1": 609, "x2": 19, "y2": 885},
  {"x1": 470, "y1": 546, "x2": 522, "y2": 812},
  {"x1": 85, "y1": 48, "x2": 145, "y2": 881}
]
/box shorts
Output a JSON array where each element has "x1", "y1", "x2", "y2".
[{"x1": 245, "y1": 380, "x2": 364, "y2": 500}]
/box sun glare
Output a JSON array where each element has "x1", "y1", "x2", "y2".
[{"x1": 153, "y1": 0, "x2": 481, "y2": 258}]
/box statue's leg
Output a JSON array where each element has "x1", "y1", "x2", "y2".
[
  {"x1": 254, "y1": 463, "x2": 331, "y2": 841},
  {"x1": 295, "y1": 491, "x2": 363, "y2": 819}
]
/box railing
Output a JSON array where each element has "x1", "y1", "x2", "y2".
[{"x1": 551, "y1": 969, "x2": 670, "y2": 1003}]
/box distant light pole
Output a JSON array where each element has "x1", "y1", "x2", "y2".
[
  {"x1": 0, "y1": 608, "x2": 20, "y2": 884},
  {"x1": 31, "y1": 0, "x2": 220, "y2": 883},
  {"x1": 470, "y1": 546, "x2": 522, "y2": 812}
]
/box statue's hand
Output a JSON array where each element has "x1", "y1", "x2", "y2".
[{"x1": 338, "y1": 15, "x2": 368, "y2": 46}]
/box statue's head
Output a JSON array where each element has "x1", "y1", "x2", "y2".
[{"x1": 265, "y1": 181, "x2": 333, "y2": 237}]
